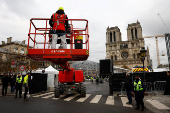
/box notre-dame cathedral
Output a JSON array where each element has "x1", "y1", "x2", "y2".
[{"x1": 105, "y1": 21, "x2": 151, "y2": 69}]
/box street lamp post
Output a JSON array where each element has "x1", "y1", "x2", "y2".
[{"x1": 139, "y1": 47, "x2": 147, "y2": 81}]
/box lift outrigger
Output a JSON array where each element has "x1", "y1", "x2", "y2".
[{"x1": 27, "y1": 18, "x2": 89, "y2": 97}]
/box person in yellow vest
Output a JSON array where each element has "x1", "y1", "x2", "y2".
[
  {"x1": 96, "y1": 76, "x2": 99, "y2": 86},
  {"x1": 132, "y1": 75, "x2": 145, "y2": 111},
  {"x1": 91, "y1": 77, "x2": 93, "y2": 84},
  {"x1": 15, "y1": 73, "x2": 23, "y2": 98},
  {"x1": 23, "y1": 73, "x2": 31, "y2": 101},
  {"x1": 87, "y1": 76, "x2": 90, "y2": 80}
]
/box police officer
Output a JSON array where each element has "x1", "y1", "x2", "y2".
[
  {"x1": 23, "y1": 73, "x2": 31, "y2": 101},
  {"x1": 96, "y1": 76, "x2": 99, "y2": 86},
  {"x1": 87, "y1": 76, "x2": 89, "y2": 80},
  {"x1": 132, "y1": 75, "x2": 145, "y2": 111},
  {"x1": 91, "y1": 76, "x2": 93, "y2": 84},
  {"x1": 15, "y1": 73, "x2": 23, "y2": 98}
]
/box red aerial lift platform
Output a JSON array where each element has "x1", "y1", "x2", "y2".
[{"x1": 27, "y1": 18, "x2": 89, "y2": 97}]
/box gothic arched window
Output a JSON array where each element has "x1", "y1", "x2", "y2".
[
  {"x1": 137, "y1": 53, "x2": 139, "y2": 59},
  {"x1": 133, "y1": 54, "x2": 136, "y2": 59},
  {"x1": 113, "y1": 32, "x2": 116, "y2": 42},
  {"x1": 135, "y1": 28, "x2": 138, "y2": 39},
  {"x1": 131, "y1": 29, "x2": 134, "y2": 40},
  {"x1": 115, "y1": 55, "x2": 117, "y2": 60},
  {"x1": 110, "y1": 32, "x2": 112, "y2": 42},
  {"x1": 111, "y1": 56, "x2": 113, "y2": 61}
]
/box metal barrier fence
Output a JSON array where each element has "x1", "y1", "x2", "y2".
[
  {"x1": 154, "y1": 81, "x2": 166, "y2": 92},
  {"x1": 120, "y1": 81, "x2": 166, "y2": 96},
  {"x1": 120, "y1": 82, "x2": 125, "y2": 96},
  {"x1": 144, "y1": 82, "x2": 152, "y2": 93}
]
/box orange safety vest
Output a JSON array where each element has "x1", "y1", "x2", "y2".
[{"x1": 53, "y1": 13, "x2": 67, "y2": 31}]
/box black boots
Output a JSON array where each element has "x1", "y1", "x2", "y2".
[
  {"x1": 135, "y1": 107, "x2": 139, "y2": 110},
  {"x1": 23, "y1": 99, "x2": 29, "y2": 101},
  {"x1": 15, "y1": 96, "x2": 22, "y2": 98},
  {"x1": 135, "y1": 107, "x2": 144, "y2": 111}
]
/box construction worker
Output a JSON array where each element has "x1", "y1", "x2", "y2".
[
  {"x1": 83, "y1": 76, "x2": 85, "y2": 82},
  {"x1": 2, "y1": 72, "x2": 9, "y2": 96},
  {"x1": 15, "y1": 73, "x2": 22, "y2": 98},
  {"x1": 132, "y1": 75, "x2": 145, "y2": 111},
  {"x1": 23, "y1": 73, "x2": 31, "y2": 101},
  {"x1": 49, "y1": 7, "x2": 69, "y2": 49}
]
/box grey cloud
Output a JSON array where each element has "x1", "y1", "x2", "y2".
[{"x1": 1, "y1": 0, "x2": 42, "y2": 19}]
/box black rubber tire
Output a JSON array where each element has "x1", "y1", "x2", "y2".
[
  {"x1": 59, "y1": 84, "x2": 64, "y2": 95},
  {"x1": 80, "y1": 84, "x2": 86, "y2": 97},
  {"x1": 55, "y1": 86, "x2": 60, "y2": 98}
]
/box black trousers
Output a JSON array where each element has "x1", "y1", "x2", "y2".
[
  {"x1": 135, "y1": 91, "x2": 144, "y2": 109},
  {"x1": 24, "y1": 87, "x2": 28, "y2": 99},
  {"x1": 164, "y1": 79, "x2": 170, "y2": 95},
  {"x1": 15, "y1": 86, "x2": 22, "y2": 97},
  {"x1": 2, "y1": 86, "x2": 8, "y2": 95},
  {"x1": 126, "y1": 89, "x2": 132, "y2": 104}
]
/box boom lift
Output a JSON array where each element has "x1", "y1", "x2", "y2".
[{"x1": 27, "y1": 18, "x2": 89, "y2": 97}]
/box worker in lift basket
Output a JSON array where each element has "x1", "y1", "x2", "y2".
[{"x1": 49, "y1": 7, "x2": 69, "y2": 49}]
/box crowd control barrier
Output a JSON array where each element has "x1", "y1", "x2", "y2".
[
  {"x1": 120, "y1": 82, "x2": 125, "y2": 96},
  {"x1": 144, "y1": 82, "x2": 152, "y2": 93},
  {"x1": 153, "y1": 81, "x2": 166, "y2": 93},
  {"x1": 120, "y1": 81, "x2": 167, "y2": 96}
]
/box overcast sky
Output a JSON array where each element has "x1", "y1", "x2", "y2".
[{"x1": 0, "y1": 0, "x2": 170, "y2": 69}]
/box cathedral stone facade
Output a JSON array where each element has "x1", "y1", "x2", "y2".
[{"x1": 105, "y1": 21, "x2": 151, "y2": 69}]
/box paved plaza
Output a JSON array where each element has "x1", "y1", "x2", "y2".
[{"x1": 0, "y1": 80, "x2": 170, "y2": 113}]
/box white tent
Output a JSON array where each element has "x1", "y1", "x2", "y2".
[
  {"x1": 34, "y1": 65, "x2": 59, "y2": 88},
  {"x1": 153, "y1": 68, "x2": 167, "y2": 72}
]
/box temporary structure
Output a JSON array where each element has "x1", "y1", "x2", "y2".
[
  {"x1": 153, "y1": 68, "x2": 167, "y2": 72},
  {"x1": 34, "y1": 65, "x2": 59, "y2": 87}
]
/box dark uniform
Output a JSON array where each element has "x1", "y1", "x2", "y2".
[
  {"x1": 132, "y1": 75, "x2": 145, "y2": 111},
  {"x1": 164, "y1": 71, "x2": 170, "y2": 95},
  {"x1": 23, "y1": 73, "x2": 31, "y2": 101},
  {"x1": 2, "y1": 73, "x2": 9, "y2": 96},
  {"x1": 125, "y1": 74, "x2": 132, "y2": 104},
  {"x1": 15, "y1": 75, "x2": 23, "y2": 98},
  {"x1": 96, "y1": 77, "x2": 99, "y2": 86},
  {"x1": 10, "y1": 76, "x2": 15, "y2": 93}
]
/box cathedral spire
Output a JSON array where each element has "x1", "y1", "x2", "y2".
[{"x1": 107, "y1": 26, "x2": 109, "y2": 30}]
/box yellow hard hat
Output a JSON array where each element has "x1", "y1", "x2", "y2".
[{"x1": 58, "y1": 7, "x2": 64, "y2": 11}]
